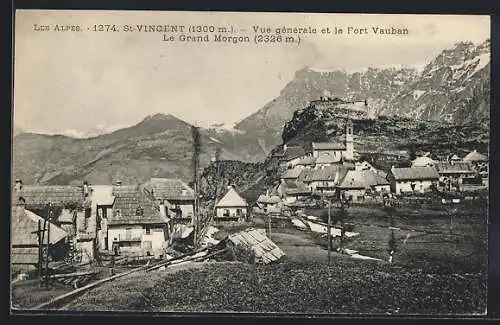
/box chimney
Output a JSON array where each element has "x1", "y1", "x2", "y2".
[
  {"x1": 283, "y1": 143, "x2": 288, "y2": 152},
  {"x1": 158, "y1": 200, "x2": 166, "y2": 218},
  {"x1": 14, "y1": 179, "x2": 23, "y2": 192},
  {"x1": 181, "y1": 189, "x2": 187, "y2": 196}
]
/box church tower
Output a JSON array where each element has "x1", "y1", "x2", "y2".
[{"x1": 344, "y1": 119, "x2": 354, "y2": 161}]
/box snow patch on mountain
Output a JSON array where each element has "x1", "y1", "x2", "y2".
[{"x1": 471, "y1": 53, "x2": 490, "y2": 76}]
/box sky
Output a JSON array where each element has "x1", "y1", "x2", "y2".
[{"x1": 14, "y1": 11, "x2": 490, "y2": 136}]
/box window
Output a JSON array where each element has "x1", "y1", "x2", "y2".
[
  {"x1": 236, "y1": 208, "x2": 242, "y2": 216},
  {"x1": 223, "y1": 209, "x2": 230, "y2": 217},
  {"x1": 145, "y1": 226, "x2": 151, "y2": 235}
]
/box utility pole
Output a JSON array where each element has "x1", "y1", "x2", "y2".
[
  {"x1": 37, "y1": 220, "x2": 42, "y2": 278},
  {"x1": 267, "y1": 211, "x2": 272, "y2": 240},
  {"x1": 339, "y1": 197, "x2": 346, "y2": 254},
  {"x1": 44, "y1": 203, "x2": 52, "y2": 289},
  {"x1": 191, "y1": 125, "x2": 201, "y2": 248},
  {"x1": 327, "y1": 197, "x2": 331, "y2": 265}
]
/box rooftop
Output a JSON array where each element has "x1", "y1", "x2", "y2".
[
  {"x1": 257, "y1": 195, "x2": 281, "y2": 204},
  {"x1": 15, "y1": 185, "x2": 85, "y2": 209},
  {"x1": 282, "y1": 146, "x2": 306, "y2": 161},
  {"x1": 296, "y1": 156, "x2": 317, "y2": 166},
  {"x1": 435, "y1": 162, "x2": 475, "y2": 174},
  {"x1": 12, "y1": 206, "x2": 67, "y2": 246},
  {"x1": 312, "y1": 142, "x2": 346, "y2": 151},
  {"x1": 463, "y1": 150, "x2": 488, "y2": 162},
  {"x1": 338, "y1": 169, "x2": 389, "y2": 189},
  {"x1": 280, "y1": 181, "x2": 311, "y2": 195},
  {"x1": 316, "y1": 154, "x2": 342, "y2": 165},
  {"x1": 143, "y1": 178, "x2": 195, "y2": 201},
  {"x1": 281, "y1": 167, "x2": 303, "y2": 179},
  {"x1": 110, "y1": 185, "x2": 169, "y2": 225},
  {"x1": 215, "y1": 187, "x2": 248, "y2": 208},
  {"x1": 390, "y1": 167, "x2": 440, "y2": 181}
]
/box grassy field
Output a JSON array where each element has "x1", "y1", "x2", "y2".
[
  {"x1": 63, "y1": 260, "x2": 486, "y2": 314},
  {"x1": 13, "y1": 200, "x2": 488, "y2": 313},
  {"x1": 304, "y1": 201, "x2": 488, "y2": 274}
]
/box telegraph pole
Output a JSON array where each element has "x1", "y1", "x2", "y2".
[
  {"x1": 191, "y1": 125, "x2": 201, "y2": 248},
  {"x1": 267, "y1": 211, "x2": 272, "y2": 240},
  {"x1": 44, "y1": 203, "x2": 52, "y2": 289},
  {"x1": 339, "y1": 197, "x2": 346, "y2": 254},
  {"x1": 37, "y1": 220, "x2": 42, "y2": 278},
  {"x1": 327, "y1": 197, "x2": 331, "y2": 265}
]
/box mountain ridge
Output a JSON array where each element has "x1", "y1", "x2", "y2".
[{"x1": 13, "y1": 39, "x2": 490, "y2": 186}]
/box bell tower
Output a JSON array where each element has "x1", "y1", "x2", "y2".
[{"x1": 345, "y1": 119, "x2": 354, "y2": 161}]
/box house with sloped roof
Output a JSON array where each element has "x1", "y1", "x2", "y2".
[
  {"x1": 108, "y1": 184, "x2": 170, "y2": 257},
  {"x1": 295, "y1": 156, "x2": 317, "y2": 169},
  {"x1": 12, "y1": 205, "x2": 68, "y2": 271},
  {"x1": 312, "y1": 141, "x2": 346, "y2": 157},
  {"x1": 281, "y1": 167, "x2": 302, "y2": 182},
  {"x1": 462, "y1": 150, "x2": 488, "y2": 182},
  {"x1": 337, "y1": 169, "x2": 390, "y2": 201},
  {"x1": 435, "y1": 161, "x2": 477, "y2": 190},
  {"x1": 411, "y1": 155, "x2": 436, "y2": 168},
  {"x1": 276, "y1": 180, "x2": 312, "y2": 204},
  {"x1": 310, "y1": 165, "x2": 350, "y2": 193},
  {"x1": 463, "y1": 150, "x2": 488, "y2": 163},
  {"x1": 386, "y1": 166, "x2": 439, "y2": 195},
  {"x1": 214, "y1": 186, "x2": 248, "y2": 221},
  {"x1": 12, "y1": 180, "x2": 97, "y2": 263},
  {"x1": 143, "y1": 178, "x2": 195, "y2": 224},
  {"x1": 280, "y1": 145, "x2": 306, "y2": 169},
  {"x1": 256, "y1": 193, "x2": 281, "y2": 211}
]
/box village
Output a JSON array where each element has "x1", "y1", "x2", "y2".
[{"x1": 11, "y1": 97, "x2": 489, "y2": 312}]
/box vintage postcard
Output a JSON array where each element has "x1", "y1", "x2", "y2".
[{"x1": 11, "y1": 10, "x2": 490, "y2": 315}]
